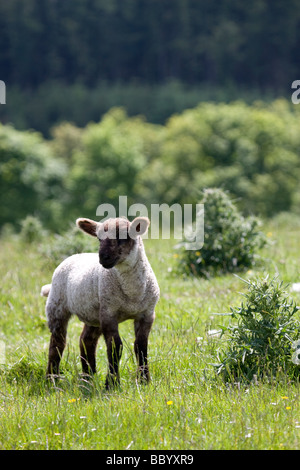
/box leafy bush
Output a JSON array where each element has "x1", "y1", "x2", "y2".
[
  {"x1": 0, "y1": 124, "x2": 67, "y2": 231},
  {"x1": 216, "y1": 276, "x2": 300, "y2": 382},
  {"x1": 177, "y1": 188, "x2": 266, "y2": 277},
  {"x1": 40, "y1": 224, "x2": 97, "y2": 265},
  {"x1": 19, "y1": 216, "x2": 47, "y2": 244}
]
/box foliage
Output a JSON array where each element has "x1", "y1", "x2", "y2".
[
  {"x1": 19, "y1": 216, "x2": 47, "y2": 244},
  {"x1": 65, "y1": 108, "x2": 148, "y2": 221},
  {"x1": 1, "y1": 81, "x2": 278, "y2": 136},
  {"x1": 216, "y1": 276, "x2": 300, "y2": 382},
  {"x1": 0, "y1": 0, "x2": 299, "y2": 89},
  {"x1": 1, "y1": 101, "x2": 300, "y2": 232},
  {"x1": 142, "y1": 100, "x2": 300, "y2": 217},
  {"x1": 0, "y1": 124, "x2": 67, "y2": 231},
  {"x1": 1, "y1": 1, "x2": 300, "y2": 133},
  {"x1": 50, "y1": 121, "x2": 84, "y2": 161},
  {"x1": 40, "y1": 224, "x2": 97, "y2": 265},
  {"x1": 177, "y1": 188, "x2": 267, "y2": 277}
]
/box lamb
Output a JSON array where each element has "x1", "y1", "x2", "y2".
[{"x1": 41, "y1": 216, "x2": 160, "y2": 389}]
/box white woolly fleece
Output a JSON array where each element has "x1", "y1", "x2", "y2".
[{"x1": 43, "y1": 236, "x2": 159, "y2": 330}]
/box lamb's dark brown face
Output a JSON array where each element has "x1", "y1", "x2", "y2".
[
  {"x1": 77, "y1": 216, "x2": 149, "y2": 269},
  {"x1": 98, "y1": 219, "x2": 135, "y2": 269}
]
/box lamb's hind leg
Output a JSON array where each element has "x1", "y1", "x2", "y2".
[
  {"x1": 80, "y1": 324, "x2": 102, "y2": 375},
  {"x1": 47, "y1": 315, "x2": 70, "y2": 377}
]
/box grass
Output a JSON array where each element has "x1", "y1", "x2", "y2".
[{"x1": 0, "y1": 220, "x2": 299, "y2": 450}]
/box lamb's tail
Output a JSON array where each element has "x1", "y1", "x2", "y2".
[{"x1": 41, "y1": 284, "x2": 51, "y2": 297}]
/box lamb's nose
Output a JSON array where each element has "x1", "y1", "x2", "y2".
[
  {"x1": 99, "y1": 251, "x2": 116, "y2": 268},
  {"x1": 100, "y1": 252, "x2": 110, "y2": 262}
]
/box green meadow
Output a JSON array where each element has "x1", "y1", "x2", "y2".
[
  {"x1": 0, "y1": 218, "x2": 299, "y2": 450},
  {"x1": 1, "y1": 0, "x2": 300, "y2": 453}
]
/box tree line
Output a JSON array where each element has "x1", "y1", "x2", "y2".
[{"x1": 0, "y1": 0, "x2": 299, "y2": 90}]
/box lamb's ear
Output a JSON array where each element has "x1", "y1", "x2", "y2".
[
  {"x1": 129, "y1": 217, "x2": 150, "y2": 239},
  {"x1": 76, "y1": 218, "x2": 99, "y2": 237}
]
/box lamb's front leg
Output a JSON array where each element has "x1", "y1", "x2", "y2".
[
  {"x1": 79, "y1": 324, "x2": 102, "y2": 375},
  {"x1": 134, "y1": 313, "x2": 155, "y2": 383},
  {"x1": 102, "y1": 319, "x2": 123, "y2": 389}
]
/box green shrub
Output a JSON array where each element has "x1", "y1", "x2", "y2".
[
  {"x1": 0, "y1": 123, "x2": 67, "y2": 231},
  {"x1": 177, "y1": 188, "x2": 266, "y2": 277},
  {"x1": 216, "y1": 276, "x2": 300, "y2": 382},
  {"x1": 40, "y1": 224, "x2": 97, "y2": 265},
  {"x1": 19, "y1": 215, "x2": 46, "y2": 244}
]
